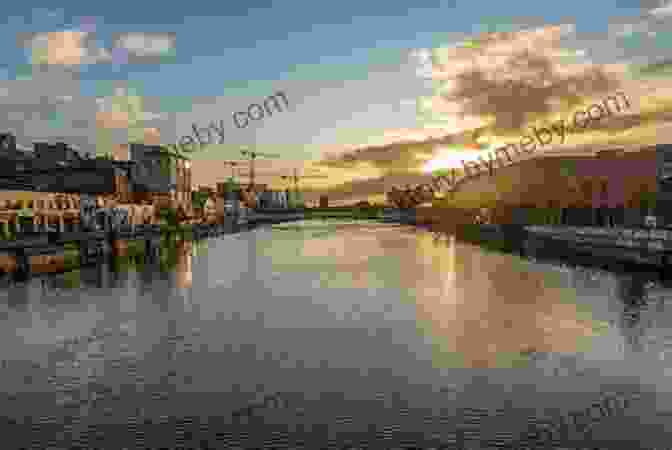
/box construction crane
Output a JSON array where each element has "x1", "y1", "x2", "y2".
[
  {"x1": 222, "y1": 161, "x2": 252, "y2": 180},
  {"x1": 280, "y1": 168, "x2": 328, "y2": 191},
  {"x1": 239, "y1": 148, "x2": 281, "y2": 188},
  {"x1": 234, "y1": 171, "x2": 252, "y2": 183},
  {"x1": 279, "y1": 169, "x2": 327, "y2": 209},
  {"x1": 222, "y1": 161, "x2": 239, "y2": 178}
]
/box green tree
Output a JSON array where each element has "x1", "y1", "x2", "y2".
[{"x1": 192, "y1": 191, "x2": 210, "y2": 210}]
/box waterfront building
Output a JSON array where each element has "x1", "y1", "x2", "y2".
[
  {"x1": 257, "y1": 189, "x2": 289, "y2": 209},
  {"x1": 175, "y1": 160, "x2": 192, "y2": 205},
  {"x1": 128, "y1": 143, "x2": 176, "y2": 200},
  {"x1": 320, "y1": 195, "x2": 329, "y2": 208},
  {"x1": 216, "y1": 179, "x2": 241, "y2": 217},
  {"x1": 429, "y1": 144, "x2": 665, "y2": 227},
  {"x1": 0, "y1": 137, "x2": 123, "y2": 194}
]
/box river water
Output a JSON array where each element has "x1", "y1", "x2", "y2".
[{"x1": 1, "y1": 219, "x2": 671, "y2": 449}]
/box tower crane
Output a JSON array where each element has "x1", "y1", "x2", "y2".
[
  {"x1": 239, "y1": 148, "x2": 281, "y2": 188},
  {"x1": 281, "y1": 169, "x2": 328, "y2": 207},
  {"x1": 222, "y1": 161, "x2": 251, "y2": 180},
  {"x1": 280, "y1": 168, "x2": 328, "y2": 191},
  {"x1": 222, "y1": 161, "x2": 240, "y2": 179}
]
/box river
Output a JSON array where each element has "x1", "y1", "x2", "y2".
[{"x1": 1, "y1": 219, "x2": 671, "y2": 449}]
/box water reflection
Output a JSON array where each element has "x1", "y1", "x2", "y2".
[
  {"x1": 260, "y1": 223, "x2": 667, "y2": 368},
  {"x1": 618, "y1": 275, "x2": 648, "y2": 354},
  {"x1": 0, "y1": 226, "x2": 668, "y2": 371},
  {"x1": 1, "y1": 222, "x2": 672, "y2": 447},
  {"x1": 410, "y1": 231, "x2": 605, "y2": 368}
]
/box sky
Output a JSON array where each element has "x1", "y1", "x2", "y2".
[{"x1": 1, "y1": 0, "x2": 672, "y2": 204}]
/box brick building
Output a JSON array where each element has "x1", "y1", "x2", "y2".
[{"x1": 439, "y1": 145, "x2": 661, "y2": 227}]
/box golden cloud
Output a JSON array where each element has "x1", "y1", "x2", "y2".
[{"x1": 42, "y1": 31, "x2": 86, "y2": 66}]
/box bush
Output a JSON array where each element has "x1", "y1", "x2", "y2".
[
  {"x1": 192, "y1": 191, "x2": 209, "y2": 210},
  {"x1": 159, "y1": 207, "x2": 179, "y2": 227}
]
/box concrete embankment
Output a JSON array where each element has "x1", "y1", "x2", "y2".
[
  {"x1": 523, "y1": 225, "x2": 672, "y2": 269},
  {"x1": 383, "y1": 206, "x2": 672, "y2": 271},
  {"x1": 249, "y1": 209, "x2": 305, "y2": 224},
  {"x1": 0, "y1": 210, "x2": 308, "y2": 277}
]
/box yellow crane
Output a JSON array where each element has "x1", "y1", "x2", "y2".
[
  {"x1": 239, "y1": 148, "x2": 281, "y2": 188},
  {"x1": 281, "y1": 169, "x2": 328, "y2": 207},
  {"x1": 222, "y1": 161, "x2": 240, "y2": 179},
  {"x1": 280, "y1": 168, "x2": 328, "y2": 190},
  {"x1": 222, "y1": 161, "x2": 251, "y2": 180}
]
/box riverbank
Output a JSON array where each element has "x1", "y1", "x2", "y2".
[
  {"x1": 0, "y1": 210, "x2": 306, "y2": 279},
  {"x1": 382, "y1": 206, "x2": 672, "y2": 273},
  {"x1": 458, "y1": 223, "x2": 672, "y2": 274}
]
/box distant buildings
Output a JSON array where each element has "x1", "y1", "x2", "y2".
[
  {"x1": 257, "y1": 189, "x2": 288, "y2": 209},
  {"x1": 427, "y1": 145, "x2": 668, "y2": 227},
  {"x1": 129, "y1": 143, "x2": 176, "y2": 195},
  {"x1": 175, "y1": 160, "x2": 192, "y2": 203},
  {"x1": 319, "y1": 195, "x2": 328, "y2": 208},
  {"x1": 0, "y1": 135, "x2": 122, "y2": 194},
  {"x1": 0, "y1": 135, "x2": 197, "y2": 201}
]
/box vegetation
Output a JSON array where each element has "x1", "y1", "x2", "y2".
[
  {"x1": 62, "y1": 269, "x2": 81, "y2": 288},
  {"x1": 158, "y1": 207, "x2": 180, "y2": 228},
  {"x1": 639, "y1": 190, "x2": 657, "y2": 214},
  {"x1": 63, "y1": 246, "x2": 80, "y2": 271},
  {"x1": 17, "y1": 208, "x2": 33, "y2": 218},
  {"x1": 192, "y1": 191, "x2": 210, "y2": 210}
]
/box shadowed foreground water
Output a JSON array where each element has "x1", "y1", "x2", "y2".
[{"x1": 0, "y1": 220, "x2": 671, "y2": 449}]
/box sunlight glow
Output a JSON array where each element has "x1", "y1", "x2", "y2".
[{"x1": 421, "y1": 146, "x2": 492, "y2": 173}]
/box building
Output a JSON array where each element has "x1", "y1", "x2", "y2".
[
  {"x1": 33, "y1": 142, "x2": 80, "y2": 164},
  {"x1": 656, "y1": 144, "x2": 672, "y2": 225},
  {"x1": 175, "y1": 160, "x2": 192, "y2": 204},
  {"x1": 0, "y1": 135, "x2": 124, "y2": 194},
  {"x1": 257, "y1": 190, "x2": 288, "y2": 209},
  {"x1": 129, "y1": 143, "x2": 175, "y2": 194},
  {"x1": 428, "y1": 144, "x2": 664, "y2": 227},
  {"x1": 319, "y1": 195, "x2": 329, "y2": 208}
]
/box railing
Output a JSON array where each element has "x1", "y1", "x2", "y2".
[{"x1": 0, "y1": 195, "x2": 82, "y2": 235}]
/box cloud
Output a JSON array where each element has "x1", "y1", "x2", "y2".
[
  {"x1": 316, "y1": 125, "x2": 486, "y2": 172},
  {"x1": 112, "y1": 32, "x2": 176, "y2": 64},
  {"x1": 33, "y1": 31, "x2": 85, "y2": 66},
  {"x1": 0, "y1": 62, "x2": 177, "y2": 158},
  {"x1": 609, "y1": 21, "x2": 654, "y2": 37},
  {"x1": 417, "y1": 24, "x2": 621, "y2": 135},
  {"x1": 17, "y1": 30, "x2": 177, "y2": 67},
  {"x1": 311, "y1": 23, "x2": 672, "y2": 201},
  {"x1": 16, "y1": 30, "x2": 112, "y2": 66},
  {"x1": 650, "y1": 2, "x2": 672, "y2": 16}
]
